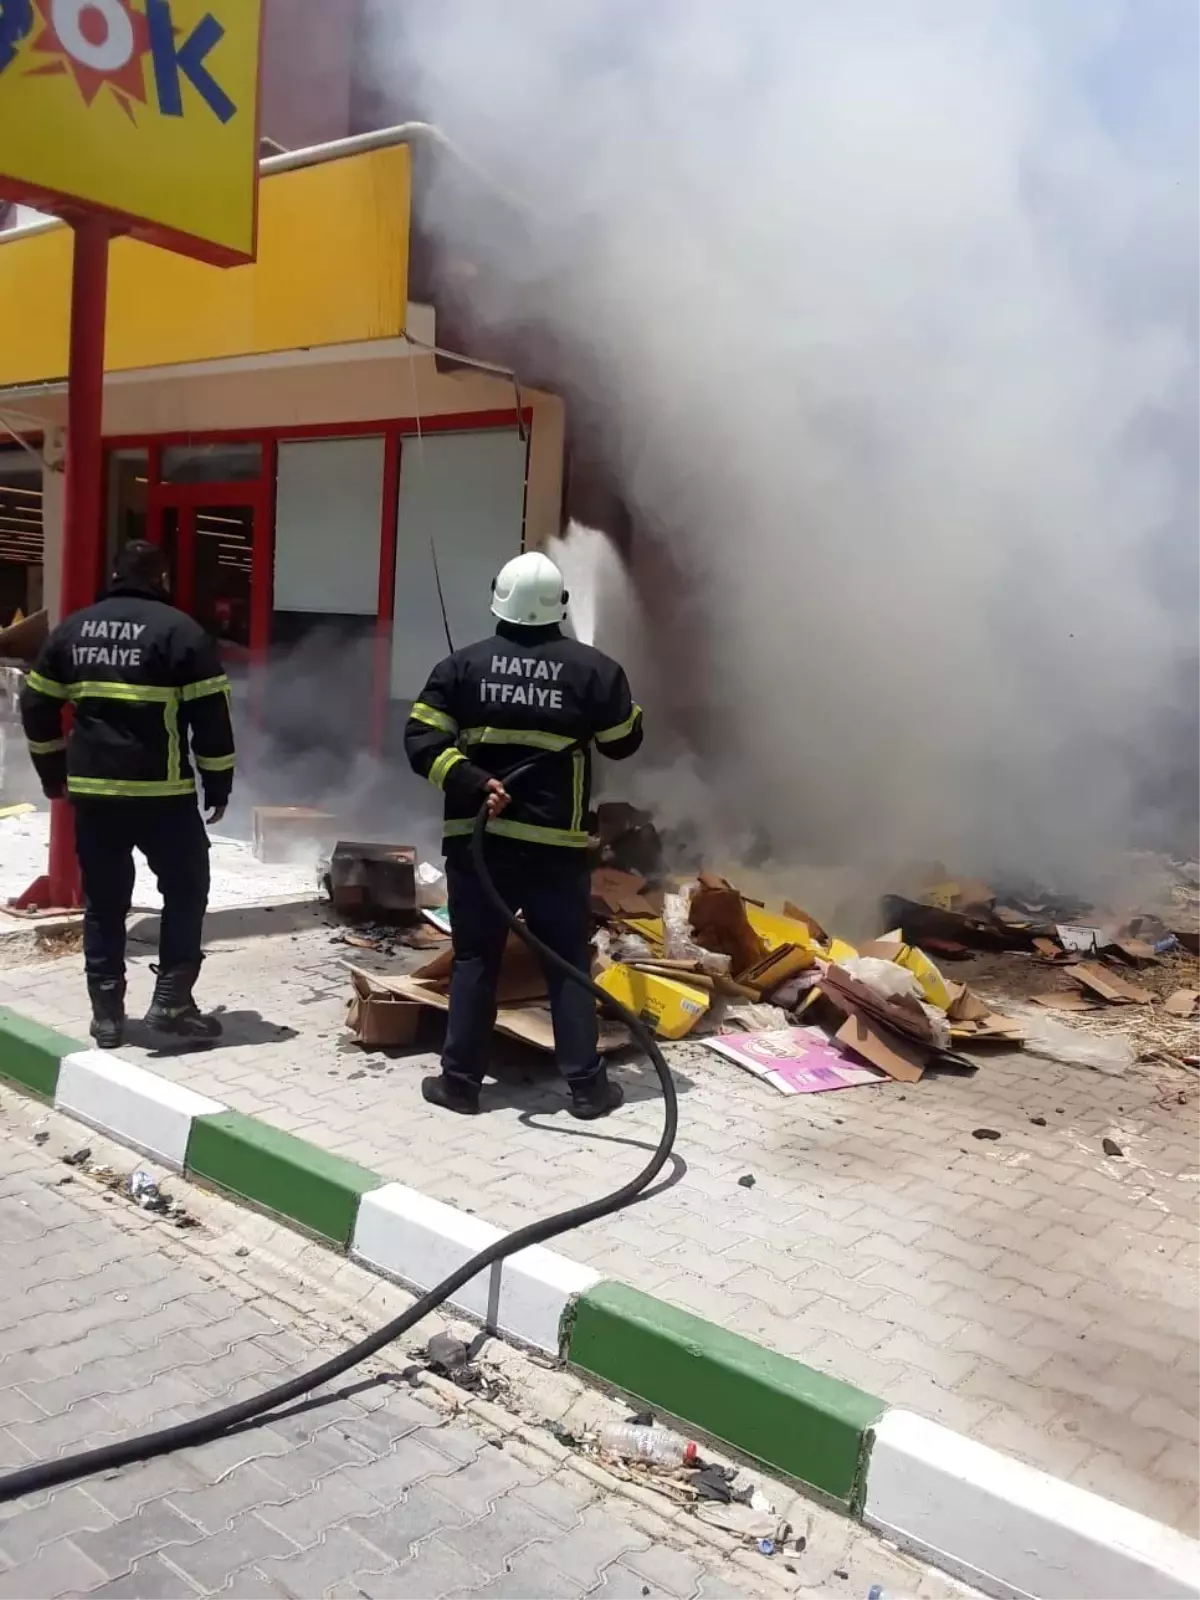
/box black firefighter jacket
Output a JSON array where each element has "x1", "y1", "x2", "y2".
[
  {"x1": 405, "y1": 623, "x2": 643, "y2": 851},
  {"x1": 20, "y1": 580, "x2": 236, "y2": 808}
]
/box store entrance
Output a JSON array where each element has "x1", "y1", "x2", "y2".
[{"x1": 148, "y1": 485, "x2": 262, "y2": 662}]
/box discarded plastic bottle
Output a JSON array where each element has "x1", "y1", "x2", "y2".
[
  {"x1": 866, "y1": 1587, "x2": 919, "y2": 1600},
  {"x1": 597, "y1": 1422, "x2": 698, "y2": 1466}
]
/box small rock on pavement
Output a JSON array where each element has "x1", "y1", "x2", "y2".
[
  {"x1": 1102, "y1": 1136, "x2": 1124, "y2": 1158},
  {"x1": 972, "y1": 1128, "x2": 1002, "y2": 1141},
  {"x1": 1030, "y1": 1115, "x2": 1047, "y2": 1126},
  {"x1": 426, "y1": 1332, "x2": 470, "y2": 1372},
  {"x1": 738, "y1": 1173, "x2": 756, "y2": 1189}
]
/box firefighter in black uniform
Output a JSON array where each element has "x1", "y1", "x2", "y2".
[
  {"x1": 21, "y1": 541, "x2": 236, "y2": 1049},
  {"x1": 406, "y1": 551, "x2": 643, "y2": 1119}
]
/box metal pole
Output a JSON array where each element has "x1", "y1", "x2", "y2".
[{"x1": 14, "y1": 215, "x2": 109, "y2": 913}]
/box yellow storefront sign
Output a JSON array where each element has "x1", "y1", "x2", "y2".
[
  {"x1": 0, "y1": 0, "x2": 262, "y2": 265},
  {"x1": 0, "y1": 146, "x2": 411, "y2": 386}
]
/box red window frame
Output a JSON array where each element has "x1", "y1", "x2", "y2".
[{"x1": 102, "y1": 408, "x2": 534, "y2": 743}]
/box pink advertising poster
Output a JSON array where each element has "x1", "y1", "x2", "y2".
[{"x1": 704, "y1": 1026, "x2": 884, "y2": 1095}]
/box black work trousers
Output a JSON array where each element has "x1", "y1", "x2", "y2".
[
  {"x1": 73, "y1": 798, "x2": 210, "y2": 983},
  {"x1": 442, "y1": 845, "x2": 599, "y2": 1092}
]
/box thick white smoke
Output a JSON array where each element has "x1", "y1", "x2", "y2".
[{"x1": 366, "y1": 0, "x2": 1198, "y2": 887}]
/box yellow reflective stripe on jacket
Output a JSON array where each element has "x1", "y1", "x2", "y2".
[
  {"x1": 26, "y1": 737, "x2": 67, "y2": 756},
  {"x1": 570, "y1": 749, "x2": 585, "y2": 833},
  {"x1": 595, "y1": 704, "x2": 642, "y2": 744},
  {"x1": 430, "y1": 748, "x2": 468, "y2": 790},
  {"x1": 410, "y1": 702, "x2": 458, "y2": 735},
  {"x1": 460, "y1": 726, "x2": 575, "y2": 752},
  {"x1": 26, "y1": 671, "x2": 71, "y2": 700},
  {"x1": 442, "y1": 817, "x2": 589, "y2": 848},
  {"x1": 71, "y1": 681, "x2": 179, "y2": 703},
  {"x1": 164, "y1": 699, "x2": 181, "y2": 784},
  {"x1": 196, "y1": 754, "x2": 236, "y2": 773},
  {"x1": 180, "y1": 675, "x2": 231, "y2": 703},
  {"x1": 67, "y1": 777, "x2": 196, "y2": 799},
  {"x1": 487, "y1": 818, "x2": 590, "y2": 848}
]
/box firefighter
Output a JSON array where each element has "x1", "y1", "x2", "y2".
[
  {"x1": 20, "y1": 540, "x2": 236, "y2": 1049},
  {"x1": 405, "y1": 550, "x2": 643, "y2": 1119}
]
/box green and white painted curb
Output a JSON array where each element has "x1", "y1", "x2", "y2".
[{"x1": 2, "y1": 1005, "x2": 1198, "y2": 1600}]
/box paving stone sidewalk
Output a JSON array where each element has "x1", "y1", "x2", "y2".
[
  {"x1": 0, "y1": 1126, "x2": 836, "y2": 1600},
  {"x1": 2, "y1": 905, "x2": 1197, "y2": 1536}
]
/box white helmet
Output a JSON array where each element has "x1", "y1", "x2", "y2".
[{"x1": 491, "y1": 551, "x2": 569, "y2": 627}]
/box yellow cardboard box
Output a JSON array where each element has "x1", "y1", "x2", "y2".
[
  {"x1": 744, "y1": 905, "x2": 822, "y2": 954},
  {"x1": 859, "y1": 939, "x2": 952, "y2": 1012},
  {"x1": 596, "y1": 963, "x2": 710, "y2": 1039}
]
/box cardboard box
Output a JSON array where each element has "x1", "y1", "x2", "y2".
[
  {"x1": 596, "y1": 963, "x2": 710, "y2": 1039},
  {"x1": 330, "y1": 841, "x2": 417, "y2": 920},
  {"x1": 691, "y1": 875, "x2": 769, "y2": 975},
  {"x1": 824, "y1": 936, "x2": 861, "y2": 965},
  {"x1": 744, "y1": 903, "x2": 823, "y2": 954},
  {"x1": 414, "y1": 936, "x2": 547, "y2": 1004},
  {"x1": 1111, "y1": 939, "x2": 1159, "y2": 967},
  {"x1": 972, "y1": 1013, "x2": 1027, "y2": 1042},
  {"x1": 590, "y1": 867, "x2": 657, "y2": 920},
  {"x1": 705, "y1": 1026, "x2": 883, "y2": 1095},
  {"x1": 1031, "y1": 990, "x2": 1099, "y2": 1012},
  {"x1": 835, "y1": 1015, "x2": 927, "y2": 1083},
  {"x1": 1069, "y1": 962, "x2": 1155, "y2": 1006},
  {"x1": 783, "y1": 900, "x2": 829, "y2": 946},
  {"x1": 924, "y1": 878, "x2": 995, "y2": 911},
  {"x1": 737, "y1": 943, "x2": 816, "y2": 997},
  {"x1": 944, "y1": 981, "x2": 992, "y2": 1023},
  {"x1": 345, "y1": 966, "x2": 629, "y2": 1054},
  {"x1": 345, "y1": 971, "x2": 421, "y2": 1047},
  {"x1": 252, "y1": 806, "x2": 338, "y2": 865}
]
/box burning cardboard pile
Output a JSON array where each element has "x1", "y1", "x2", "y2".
[
  {"x1": 338, "y1": 805, "x2": 1196, "y2": 1081},
  {"x1": 588, "y1": 859, "x2": 1020, "y2": 1088}
]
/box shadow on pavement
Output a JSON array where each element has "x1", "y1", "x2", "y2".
[
  {"x1": 128, "y1": 898, "x2": 328, "y2": 949},
  {"x1": 128, "y1": 1009, "x2": 300, "y2": 1058}
]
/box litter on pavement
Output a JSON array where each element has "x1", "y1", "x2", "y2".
[{"x1": 316, "y1": 802, "x2": 1197, "y2": 1091}]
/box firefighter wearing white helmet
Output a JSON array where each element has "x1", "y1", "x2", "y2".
[
  {"x1": 406, "y1": 549, "x2": 643, "y2": 1120},
  {"x1": 490, "y1": 551, "x2": 570, "y2": 627}
]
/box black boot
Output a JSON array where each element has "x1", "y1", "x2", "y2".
[
  {"x1": 568, "y1": 1069, "x2": 624, "y2": 1120},
  {"x1": 421, "y1": 1074, "x2": 481, "y2": 1115},
  {"x1": 87, "y1": 979, "x2": 126, "y2": 1051},
  {"x1": 144, "y1": 964, "x2": 222, "y2": 1039}
]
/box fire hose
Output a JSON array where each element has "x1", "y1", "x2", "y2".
[{"x1": 0, "y1": 747, "x2": 679, "y2": 1504}]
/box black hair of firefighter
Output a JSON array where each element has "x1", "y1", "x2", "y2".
[{"x1": 111, "y1": 538, "x2": 168, "y2": 592}]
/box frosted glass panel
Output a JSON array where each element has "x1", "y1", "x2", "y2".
[
  {"x1": 390, "y1": 429, "x2": 528, "y2": 699},
  {"x1": 274, "y1": 436, "x2": 384, "y2": 615}
]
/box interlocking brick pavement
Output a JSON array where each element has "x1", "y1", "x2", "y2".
[
  {"x1": 0, "y1": 1106, "x2": 970, "y2": 1599},
  {"x1": 2, "y1": 908, "x2": 1197, "y2": 1535}
]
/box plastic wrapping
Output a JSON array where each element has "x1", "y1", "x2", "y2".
[
  {"x1": 918, "y1": 1001, "x2": 952, "y2": 1050},
  {"x1": 609, "y1": 929, "x2": 657, "y2": 964},
  {"x1": 662, "y1": 883, "x2": 732, "y2": 973},
  {"x1": 662, "y1": 885, "x2": 698, "y2": 958},
  {"x1": 840, "y1": 955, "x2": 924, "y2": 1004},
  {"x1": 1008, "y1": 1006, "x2": 1134, "y2": 1074}
]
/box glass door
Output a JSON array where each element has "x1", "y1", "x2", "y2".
[
  {"x1": 191, "y1": 502, "x2": 254, "y2": 654},
  {"x1": 148, "y1": 485, "x2": 263, "y2": 662}
]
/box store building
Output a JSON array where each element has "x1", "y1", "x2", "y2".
[{"x1": 0, "y1": 135, "x2": 566, "y2": 774}]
